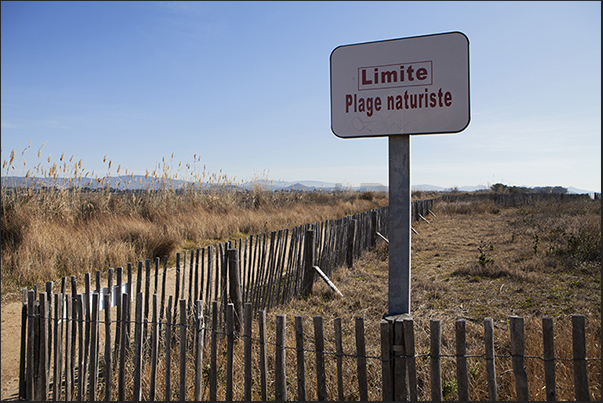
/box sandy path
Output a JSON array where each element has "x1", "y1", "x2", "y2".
[{"x1": 1, "y1": 294, "x2": 25, "y2": 401}]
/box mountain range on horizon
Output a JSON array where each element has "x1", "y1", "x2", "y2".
[{"x1": 1, "y1": 175, "x2": 598, "y2": 196}]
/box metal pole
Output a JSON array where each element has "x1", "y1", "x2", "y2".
[{"x1": 388, "y1": 134, "x2": 411, "y2": 315}]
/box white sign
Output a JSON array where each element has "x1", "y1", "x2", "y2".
[{"x1": 330, "y1": 32, "x2": 470, "y2": 138}]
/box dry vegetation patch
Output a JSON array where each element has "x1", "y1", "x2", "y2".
[
  {"x1": 0, "y1": 189, "x2": 388, "y2": 297},
  {"x1": 235, "y1": 197, "x2": 600, "y2": 401},
  {"x1": 138, "y1": 197, "x2": 598, "y2": 401},
  {"x1": 407, "y1": 198, "x2": 600, "y2": 400}
]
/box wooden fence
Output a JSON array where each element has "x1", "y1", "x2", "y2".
[
  {"x1": 440, "y1": 192, "x2": 594, "y2": 206},
  {"x1": 17, "y1": 198, "x2": 434, "y2": 353},
  {"x1": 16, "y1": 196, "x2": 601, "y2": 401},
  {"x1": 18, "y1": 293, "x2": 598, "y2": 401},
  {"x1": 30, "y1": 194, "x2": 603, "y2": 401},
  {"x1": 14, "y1": 198, "x2": 444, "y2": 401}
]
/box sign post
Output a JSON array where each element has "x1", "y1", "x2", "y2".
[
  {"x1": 330, "y1": 32, "x2": 470, "y2": 316},
  {"x1": 388, "y1": 134, "x2": 412, "y2": 315}
]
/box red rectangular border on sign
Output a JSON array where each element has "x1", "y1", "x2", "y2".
[{"x1": 357, "y1": 60, "x2": 433, "y2": 91}]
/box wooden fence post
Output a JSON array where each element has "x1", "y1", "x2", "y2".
[
  {"x1": 82, "y1": 273, "x2": 91, "y2": 399},
  {"x1": 199, "y1": 248, "x2": 206, "y2": 305},
  {"x1": 542, "y1": 317, "x2": 556, "y2": 401},
  {"x1": 160, "y1": 258, "x2": 168, "y2": 324},
  {"x1": 333, "y1": 317, "x2": 344, "y2": 401},
  {"x1": 275, "y1": 314, "x2": 287, "y2": 401},
  {"x1": 104, "y1": 293, "x2": 112, "y2": 401},
  {"x1": 274, "y1": 230, "x2": 288, "y2": 308},
  {"x1": 295, "y1": 316, "x2": 306, "y2": 401},
  {"x1": 248, "y1": 236, "x2": 259, "y2": 308},
  {"x1": 219, "y1": 244, "x2": 227, "y2": 331},
  {"x1": 258, "y1": 309, "x2": 267, "y2": 402},
  {"x1": 194, "y1": 300, "x2": 205, "y2": 401},
  {"x1": 355, "y1": 317, "x2": 368, "y2": 401},
  {"x1": 380, "y1": 318, "x2": 393, "y2": 401},
  {"x1": 114, "y1": 266, "x2": 122, "y2": 368},
  {"x1": 126, "y1": 264, "x2": 133, "y2": 337},
  {"x1": 107, "y1": 267, "x2": 113, "y2": 303},
  {"x1": 133, "y1": 292, "x2": 143, "y2": 401},
  {"x1": 69, "y1": 276, "x2": 78, "y2": 394},
  {"x1": 207, "y1": 246, "x2": 215, "y2": 317},
  {"x1": 149, "y1": 294, "x2": 159, "y2": 402},
  {"x1": 346, "y1": 219, "x2": 356, "y2": 269},
  {"x1": 313, "y1": 315, "x2": 327, "y2": 401},
  {"x1": 155, "y1": 257, "x2": 160, "y2": 295},
  {"x1": 95, "y1": 270, "x2": 101, "y2": 295},
  {"x1": 394, "y1": 316, "x2": 408, "y2": 401},
  {"x1": 456, "y1": 319, "x2": 469, "y2": 401},
  {"x1": 38, "y1": 292, "x2": 49, "y2": 401},
  {"x1": 32, "y1": 286, "x2": 40, "y2": 398},
  {"x1": 371, "y1": 210, "x2": 378, "y2": 248},
  {"x1": 135, "y1": 261, "x2": 142, "y2": 296},
  {"x1": 76, "y1": 294, "x2": 85, "y2": 401},
  {"x1": 244, "y1": 303, "x2": 253, "y2": 401},
  {"x1": 26, "y1": 290, "x2": 35, "y2": 401},
  {"x1": 193, "y1": 250, "x2": 199, "y2": 309},
  {"x1": 510, "y1": 316, "x2": 529, "y2": 401},
  {"x1": 53, "y1": 293, "x2": 64, "y2": 401},
  {"x1": 210, "y1": 301, "x2": 218, "y2": 402},
  {"x1": 226, "y1": 303, "x2": 234, "y2": 401},
  {"x1": 254, "y1": 236, "x2": 267, "y2": 311},
  {"x1": 174, "y1": 254, "x2": 180, "y2": 325},
  {"x1": 89, "y1": 293, "x2": 99, "y2": 402},
  {"x1": 572, "y1": 314, "x2": 589, "y2": 401},
  {"x1": 19, "y1": 289, "x2": 27, "y2": 400},
  {"x1": 64, "y1": 293, "x2": 72, "y2": 401},
  {"x1": 118, "y1": 293, "x2": 129, "y2": 402},
  {"x1": 144, "y1": 259, "x2": 151, "y2": 341},
  {"x1": 484, "y1": 317, "x2": 498, "y2": 401},
  {"x1": 188, "y1": 253, "x2": 194, "y2": 313},
  {"x1": 430, "y1": 319, "x2": 442, "y2": 401},
  {"x1": 244, "y1": 238, "x2": 252, "y2": 304},
  {"x1": 179, "y1": 299, "x2": 187, "y2": 402},
  {"x1": 165, "y1": 296, "x2": 173, "y2": 402},
  {"x1": 45, "y1": 282, "x2": 53, "y2": 373},
  {"x1": 301, "y1": 230, "x2": 315, "y2": 297},
  {"x1": 263, "y1": 232, "x2": 278, "y2": 311},
  {"x1": 403, "y1": 318, "x2": 418, "y2": 401},
  {"x1": 228, "y1": 248, "x2": 243, "y2": 334}
]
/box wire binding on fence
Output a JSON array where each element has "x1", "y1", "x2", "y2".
[{"x1": 25, "y1": 312, "x2": 601, "y2": 365}]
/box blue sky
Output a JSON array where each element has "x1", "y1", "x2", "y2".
[{"x1": 1, "y1": 1, "x2": 601, "y2": 192}]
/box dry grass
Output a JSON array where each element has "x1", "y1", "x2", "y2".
[
  {"x1": 91, "y1": 197, "x2": 600, "y2": 401},
  {"x1": 1, "y1": 150, "x2": 389, "y2": 298},
  {"x1": 0, "y1": 189, "x2": 387, "y2": 296},
  {"x1": 406, "y1": 198, "x2": 601, "y2": 400}
]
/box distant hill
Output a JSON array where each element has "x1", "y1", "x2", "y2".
[
  {"x1": 566, "y1": 186, "x2": 596, "y2": 195},
  {"x1": 412, "y1": 184, "x2": 489, "y2": 192},
  {"x1": 1, "y1": 176, "x2": 598, "y2": 196}
]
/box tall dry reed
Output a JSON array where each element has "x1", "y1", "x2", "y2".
[{"x1": 1, "y1": 146, "x2": 388, "y2": 296}]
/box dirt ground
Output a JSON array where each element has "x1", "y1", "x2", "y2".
[{"x1": 1, "y1": 296, "x2": 24, "y2": 400}]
